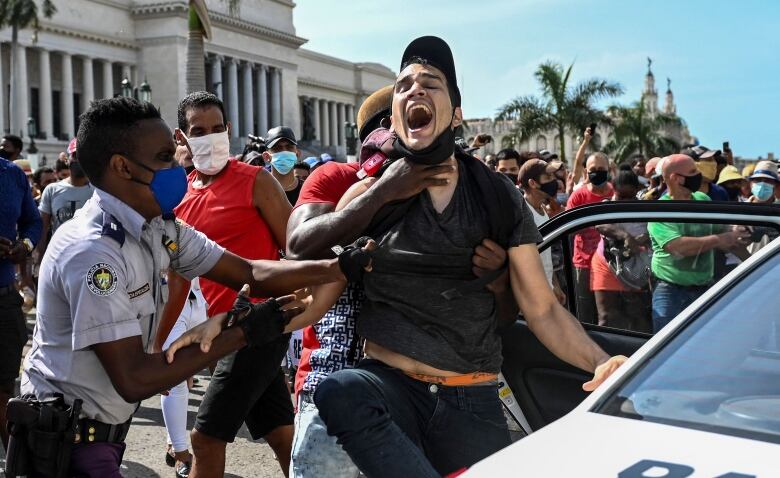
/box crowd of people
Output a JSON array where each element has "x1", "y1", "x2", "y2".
[{"x1": 0, "y1": 34, "x2": 777, "y2": 478}]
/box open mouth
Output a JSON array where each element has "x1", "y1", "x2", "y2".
[{"x1": 406, "y1": 103, "x2": 434, "y2": 132}]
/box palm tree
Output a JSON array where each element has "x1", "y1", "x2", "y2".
[
  {"x1": 0, "y1": 0, "x2": 57, "y2": 134},
  {"x1": 496, "y1": 61, "x2": 623, "y2": 164},
  {"x1": 186, "y1": 0, "x2": 240, "y2": 94},
  {"x1": 603, "y1": 98, "x2": 682, "y2": 162}
]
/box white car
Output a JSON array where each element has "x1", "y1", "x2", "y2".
[{"x1": 469, "y1": 201, "x2": 780, "y2": 477}]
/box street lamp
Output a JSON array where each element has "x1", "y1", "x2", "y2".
[
  {"x1": 139, "y1": 77, "x2": 152, "y2": 103},
  {"x1": 121, "y1": 77, "x2": 133, "y2": 98},
  {"x1": 345, "y1": 121, "x2": 358, "y2": 158},
  {"x1": 27, "y1": 117, "x2": 38, "y2": 154}
]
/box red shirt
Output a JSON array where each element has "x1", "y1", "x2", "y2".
[
  {"x1": 293, "y1": 161, "x2": 360, "y2": 399},
  {"x1": 175, "y1": 160, "x2": 280, "y2": 316},
  {"x1": 566, "y1": 183, "x2": 614, "y2": 269}
]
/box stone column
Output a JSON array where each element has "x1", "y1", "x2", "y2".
[
  {"x1": 61, "y1": 53, "x2": 75, "y2": 139},
  {"x1": 312, "y1": 97, "x2": 321, "y2": 143},
  {"x1": 320, "y1": 99, "x2": 329, "y2": 147},
  {"x1": 329, "y1": 101, "x2": 337, "y2": 149},
  {"x1": 102, "y1": 59, "x2": 113, "y2": 98},
  {"x1": 337, "y1": 102, "x2": 346, "y2": 147},
  {"x1": 12, "y1": 44, "x2": 29, "y2": 136},
  {"x1": 225, "y1": 58, "x2": 239, "y2": 138},
  {"x1": 255, "y1": 64, "x2": 268, "y2": 135},
  {"x1": 38, "y1": 49, "x2": 53, "y2": 139},
  {"x1": 270, "y1": 67, "x2": 281, "y2": 127},
  {"x1": 346, "y1": 104, "x2": 355, "y2": 124},
  {"x1": 241, "y1": 61, "x2": 254, "y2": 136},
  {"x1": 121, "y1": 64, "x2": 132, "y2": 83},
  {"x1": 0, "y1": 44, "x2": 5, "y2": 134},
  {"x1": 82, "y1": 57, "x2": 94, "y2": 111},
  {"x1": 210, "y1": 55, "x2": 223, "y2": 99}
]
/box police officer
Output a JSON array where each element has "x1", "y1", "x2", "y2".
[{"x1": 18, "y1": 97, "x2": 348, "y2": 477}]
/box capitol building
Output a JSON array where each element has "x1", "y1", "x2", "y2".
[
  {"x1": 0, "y1": 0, "x2": 396, "y2": 165},
  {"x1": 464, "y1": 65, "x2": 695, "y2": 161}
]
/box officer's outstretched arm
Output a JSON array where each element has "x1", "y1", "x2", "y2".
[
  {"x1": 203, "y1": 250, "x2": 344, "y2": 298},
  {"x1": 94, "y1": 330, "x2": 247, "y2": 403}
]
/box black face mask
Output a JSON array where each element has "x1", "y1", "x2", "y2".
[
  {"x1": 724, "y1": 186, "x2": 741, "y2": 201},
  {"x1": 540, "y1": 180, "x2": 559, "y2": 198},
  {"x1": 502, "y1": 172, "x2": 518, "y2": 184},
  {"x1": 588, "y1": 170, "x2": 609, "y2": 187},
  {"x1": 392, "y1": 123, "x2": 456, "y2": 165},
  {"x1": 69, "y1": 160, "x2": 87, "y2": 179},
  {"x1": 681, "y1": 172, "x2": 703, "y2": 193},
  {"x1": 184, "y1": 164, "x2": 196, "y2": 175}
]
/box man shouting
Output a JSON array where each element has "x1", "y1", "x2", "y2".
[{"x1": 314, "y1": 36, "x2": 626, "y2": 477}]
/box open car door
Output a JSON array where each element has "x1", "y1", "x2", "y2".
[{"x1": 500, "y1": 201, "x2": 780, "y2": 435}]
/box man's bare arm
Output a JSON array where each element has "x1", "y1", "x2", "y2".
[
  {"x1": 286, "y1": 160, "x2": 453, "y2": 260},
  {"x1": 94, "y1": 331, "x2": 246, "y2": 403},
  {"x1": 253, "y1": 168, "x2": 292, "y2": 250},
  {"x1": 203, "y1": 250, "x2": 343, "y2": 298},
  {"x1": 509, "y1": 244, "x2": 609, "y2": 373}
]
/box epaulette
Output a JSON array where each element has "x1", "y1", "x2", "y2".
[{"x1": 101, "y1": 212, "x2": 125, "y2": 247}]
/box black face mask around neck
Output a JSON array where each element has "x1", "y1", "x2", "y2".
[{"x1": 393, "y1": 122, "x2": 456, "y2": 166}]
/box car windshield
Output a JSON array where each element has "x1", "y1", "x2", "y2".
[{"x1": 596, "y1": 244, "x2": 780, "y2": 444}]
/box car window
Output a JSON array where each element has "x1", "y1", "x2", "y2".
[
  {"x1": 595, "y1": 247, "x2": 780, "y2": 443},
  {"x1": 553, "y1": 219, "x2": 779, "y2": 334}
]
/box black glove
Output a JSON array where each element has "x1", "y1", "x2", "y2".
[
  {"x1": 332, "y1": 236, "x2": 374, "y2": 283},
  {"x1": 227, "y1": 293, "x2": 290, "y2": 347}
]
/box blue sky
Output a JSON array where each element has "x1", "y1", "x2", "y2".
[{"x1": 295, "y1": 0, "x2": 779, "y2": 159}]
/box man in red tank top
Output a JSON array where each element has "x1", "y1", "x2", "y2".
[{"x1": 168, "y1": 92, "x2": 294, "y2": 477}]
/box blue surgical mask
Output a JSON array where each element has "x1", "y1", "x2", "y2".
[
  {"x1": 751, "y1": 182, "x2": 775, "y2": 202},
  {"x1": 270, "y1": 151, "x2": 297, "y2": 175},
  {"x1": 556, "y1": 192, "x2": 569, "y2": 205},
  {"x1": 128, "y1": 157, "x2": 188, "y2": 216}
]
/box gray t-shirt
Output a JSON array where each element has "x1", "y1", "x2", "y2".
[
  {"x1": 22, "y1": 188, "x2": 224, "y2": 424},
  {"x1": 39, "y1": 179, "x2": 95, "y2": 232},
  {"x1": 359, "y1": 160, "x2": 541, "y2": 373}
]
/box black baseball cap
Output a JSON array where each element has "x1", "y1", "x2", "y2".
[
  {"x1": 265, "y1": 126, "x2": 298, "y2": 148},
  {"x1": 400, "y1": 36, "x2": 461, "y2": 107}
]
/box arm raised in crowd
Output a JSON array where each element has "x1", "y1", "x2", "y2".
[
  {"x1": 286, "y1": 159, "x2": 453, "y2": 260},
  {"x1": 569, "y1": 128, "x2": 592, "y2": 191}
]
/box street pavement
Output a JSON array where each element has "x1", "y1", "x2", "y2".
[{"x1": 1, "y1": 312, "x2": 285, "y2": 478}]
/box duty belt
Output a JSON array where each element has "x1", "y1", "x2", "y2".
[{"x1": 74, "y1": 418, "x2": 131, "y2": 444}]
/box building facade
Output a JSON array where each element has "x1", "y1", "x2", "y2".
[
  {"x1": 0, "y1": 0, "x2": 396, "y2": 166},
  {"x1": 465, "y1": 64, "x2": 694, "y2": 161}
]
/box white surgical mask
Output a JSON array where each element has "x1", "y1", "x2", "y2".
[{"x1": 188, "y1": 131, "x2": 230, "y2": 175}]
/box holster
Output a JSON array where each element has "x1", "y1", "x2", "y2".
[{"x1": 4, "y1": 394, "x2": 82, "y2": 478}]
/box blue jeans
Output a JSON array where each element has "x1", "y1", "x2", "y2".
[
  {"x1": 652, "y1": 281, "x2": 708, "y2": 332},
  {"x1": 290, "y1": 393, "x2": 361, "y2": 478},
  {"x1": 314, "y1": 359, "x2": 510, "y2": 478}
]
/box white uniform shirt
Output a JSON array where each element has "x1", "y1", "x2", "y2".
[{"x1": 22, "y1": 188, "x2": 224, "y2": 424}]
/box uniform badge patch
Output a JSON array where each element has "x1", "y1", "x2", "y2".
[{"x1": 86, "y1": 263, "x2": 118, "y2": 296}]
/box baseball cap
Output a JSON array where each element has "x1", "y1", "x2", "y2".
[
  {"x1": 320, "y1": 153, "x2": 333, "y2": 163},
  {"x1": 717, "y1": 165, "x2": 743, "y2": 185},
  {"x1": 67, "y1": 137, "x2": 78, "y2": 156},
  {"x1": 357, "y1": 85, "x2": 393, "y2": 142},
  {"x1": 538, "y1": 149, "x2": 558, "y2": 162},
  {"x1": 265, "y1": 126, "x2": 298, "y2": 149},
  {"x1": 303, "y1": 157, "x2": 320, "y2": 168},
  {"x1": 400, "y1": 36, "x2": 461, "y2": 107},
  {"x1": 750, "y1": 160, "x2": 779, "y2": 182},
  {"x1": 518, "y1": 159, "x2": 558, "y2": 187}
]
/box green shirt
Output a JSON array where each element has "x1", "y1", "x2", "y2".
[{"x1": 648, "y1": 192, "x2": 718, "y2": 286}]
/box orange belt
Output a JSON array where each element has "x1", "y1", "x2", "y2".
[{"x1": 404, "y1": 371, "x2": 499, "y2": 387}]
